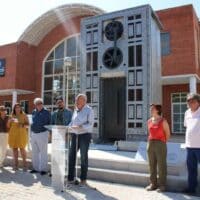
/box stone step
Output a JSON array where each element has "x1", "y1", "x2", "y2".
[
  {"x1": 85, "y1": 167, "x2": 187, "y2": 192},
  {"x1": 5, "y1": 154, "x2": 187, "y2": 192},
  {"x1": 5, "y1": 145, "x2": 199, "y2": 192},
  {"x1": 4, "y1": 148, "x2": 190, "y2": 177},
  {"x1": 86, "y1": 157, "x2": 185, "y2": 176},
  {"x1": 4, "y1": 153, "x2": 185, "y2": 177},
  {"x1": 3, "y1": 152, "x2": 194, "y2": 192}
]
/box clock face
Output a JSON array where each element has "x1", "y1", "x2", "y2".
[
  {"x1": 105, "y1": 21, "x2": 123, "y2": 41},
  {"x1": 103, "y1": 47, "x2": 123, "y2": 69}
]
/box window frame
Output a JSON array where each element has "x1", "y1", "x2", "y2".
[
  {"x1": 4, "y1": 101, "x2": 12, "y2": 115},
  {"x1": 161, "y1": 32, "x2": 171, "y2": 56},
  {"x1": 42, "y1": 34, "x2": 80, "y2": 110},
  {"x1": 171, "y1": 92, "x2": 187, "y2": 134},
  {"x1": 20, "y1": 100, "x2": 29, "y2": 114}
]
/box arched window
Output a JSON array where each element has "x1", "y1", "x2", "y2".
[{"x1": 42, "y1": 35, "x2": 80, "y2": 110}]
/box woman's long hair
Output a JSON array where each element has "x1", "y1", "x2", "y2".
[
  {"x1": 12, "y1": 103, "x2": 23, "y2": 116},
  {"x1": 150, "y1": 104, "x2": 162, "y2": 116},
  {"x1": 0, "y1": 106, "x2": 6, "y2": 118}
]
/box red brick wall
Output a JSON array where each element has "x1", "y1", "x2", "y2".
[
  {"x1": 162, "y1": 84, "x2": 200, "y2": 133},
  {"x1": 194, "y1": 17, "x2": 200, "y2": 75},
  {"x1": 157, "y1": 5, "x2": 199, "y2": 76},
  {"x1": 0, "y1": 42, "x2": 37, "y2": 112},
  {"x1": 16, "y1": 42, "x2": 36, "y2": 91},
  {"x1": 0, "y1": 43, "x2": 17, "y2": 89}
]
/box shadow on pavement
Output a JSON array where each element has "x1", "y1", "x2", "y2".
[
  {"x1": 62, "y1": 184, "x2": 118, "y2": 200},
  {"x1": 0, "y1": 167, "x2": 52, "y2": 187},
  {"x1": 0, "y1": 168, "x2": 38, "y2": 186},
  {"x1": 160, "y1": 190, "x2": 200, "y2": 200},
  {"x1": 54, "y1": 190, "x2": 81, "y2": 200}
]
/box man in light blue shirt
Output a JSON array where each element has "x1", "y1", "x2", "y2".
[{"x1": 68, "y1": 94, "x2": 94, "y2": 186}]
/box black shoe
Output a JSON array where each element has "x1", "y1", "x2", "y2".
[
  {"x1": 40, "y1": 171, "x2": 47, "y2": 175},
  {"x1": 182, "y1": 188, "x2": 196, "y2": 195},
  {"x1": 30, "y1": 169, "x2": 38, "y2": 173},
  {"x1": 67, "y1": 179, "x2": 79, "y2": 185},
  {"x1": 74, "y1": 179, "x2": 79, "y2": 185}
]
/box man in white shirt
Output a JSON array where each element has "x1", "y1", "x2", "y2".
[
  {"x1": 68, "y1": 94, "x2": 94, "y2": 186},
  {"x1": 184, "y1": 93, "x2": 200, "y2": 194}
]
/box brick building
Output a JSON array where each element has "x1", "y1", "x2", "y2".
[
  {"x1": 0, "y1": 4, "x2": 199, "y2": 140},
  {"x1": 157, "y1": 4, "x2": 200, "y2": 135}
]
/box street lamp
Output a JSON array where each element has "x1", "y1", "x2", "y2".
[
  {"x1": 64, "y1": 57, "x2": 72, "y2": 107},
  {"x1": 64, "y1": 57, "x2": 72, "y2": 67}
]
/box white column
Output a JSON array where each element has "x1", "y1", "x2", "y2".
[
  {"x1": 12, "y1": 90, "x2": 17, "y2": 108},
  {"x1": 189, "y1": 76, "x2": 197, "y2": 93}
]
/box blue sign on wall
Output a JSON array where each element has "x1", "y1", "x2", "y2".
[{"x1": 0, "y1": 58, "x2": 6, "y2": 76}]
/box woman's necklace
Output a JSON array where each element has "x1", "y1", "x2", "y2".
[{"x1": 151, "y1": 116, "x2": 162, "y2": 124}]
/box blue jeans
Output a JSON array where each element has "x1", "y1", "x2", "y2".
[
  {"x1": 68, "y1": 133, "x2": 91, "y2": 181},
  {"x1": 186, "y1": 148, "x2": 200, "y2": 191}
]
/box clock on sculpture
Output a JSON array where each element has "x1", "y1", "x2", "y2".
[{"x1": 103, "y1": 21, "x2": 123, "y2": 69}]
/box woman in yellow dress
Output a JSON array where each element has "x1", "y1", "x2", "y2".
[{"x1": 8, "y1": 103, "x2": 29, "y2": 170}]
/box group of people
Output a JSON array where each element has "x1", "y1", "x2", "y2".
[
  {"x1": 0, "y1": 93, "x2": 94, "y2": 186},
  {"x1": 146, "y1": 93, "x2": 200, "y2": 195},
  {"x1": 0, "y1": 103, "x2": 29, "y2": 171},
  {"x1": 31, "y1": 93, "x2": 94, "y2": 187},
  {"x1": 0, "y1": 92, "x2": 200, "y2": 193}
]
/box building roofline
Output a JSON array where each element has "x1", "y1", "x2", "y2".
[
  {"x1": 0, "y1": 89, "x2": 34, "y2": 96},
  {"x1": 151, "y1": 9, "x2": 163, "y2": 30},
  {"x1": 162, "y1": 74, "x2": 200, "y2": 85},
  {"x1": 156, "y1": 4, "x2": 199, "y2": 21},
  {"x1": 18, "y1": 3, "x2": 105, "y2": 46},
  {"x1": 156, "y1": 4, "x2": 193, "y2": 13},
  {"x1": 82, "y1": 4, "x2": 163, "y2": 30}
]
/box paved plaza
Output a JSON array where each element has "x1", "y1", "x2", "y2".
[{"x1": 0, "y1": 166, "x2": 199, "y2": 200}]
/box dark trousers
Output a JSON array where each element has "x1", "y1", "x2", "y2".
[
  {"x1": 147, "y1": 140, "x2": 167, "y2": 187},
  {"x1": 68, "y1": 133, "x2": 91, "y2": 181},
  {"x1": 186, "y1": 148, "x2": 200, "y2": 192}
]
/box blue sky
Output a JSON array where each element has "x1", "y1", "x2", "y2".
[{"x1": 0, "y1": 0, "x2": 199, "y2": 45}]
